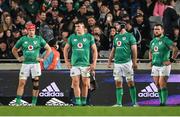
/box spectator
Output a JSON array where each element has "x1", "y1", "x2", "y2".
[
  {"x1": 92, "y1": 26, "x2": 109, "y2": 52},
  {"x1": 0, "y1": 42, "x2": 12, "y2": 59},
  {"x1": 40, "y1": 39, "x2": 61, "y2": 70},
  {"x1": 36, "y1": 11, "x2": 54, "y2": 42},
  {"x1": 76, "y1": 4, "x2": 92, "y2": 22},
  {"x1": 153, "y1": 0, "x2": 166, "y2": 17},
  {"x1": 163, "y1": 0, "x2": 179, "y2": 39},
  {"x1": 112, "y1": 2, "x2": 121, "y2": 21},
  {"x1": 22, "y1": 0, "x2": 39, "y2": 23},
  {"x1": 103, "y1": 12, "x2": 114, "y2": 37},
  {"x1": 98, "y1": 3, "x2": 110, "y2": 28},
  {"x1": 173, "y1": 26, "x2": 180, "y2": 58},
  {"x1": 108, "y1": 26, "x2": 117, "y2": 49},
  {"x1": 146, "y1": 0, "x2": 156, "y2": 18},
  {"x1": 126, "y1": 20, "x2": 142, "y2": 58},
  {"x1": 87, "y1": 16, "x2": 97, "y2": 33},
  {"x1": 1, "y1": 14, "x2": 16, "y2": 31},
  {"x1": 9, "y1": 0, "x2": 23, "y2": 20},
  {"x1": 133, "y1": 13, "x2": 151, "y2": 58}
]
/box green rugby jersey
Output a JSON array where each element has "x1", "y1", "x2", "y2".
[
  {"x1": 113, "y1": 32, "x2": 136, "y2": 64},
  {"x1": 15, "y1": 35, "x2": 46, "y2": 64},
  {"x1": 68, "y1": 33, "x2": 95, "y2": 66},
  {"x1": 150, "y1": 36, "x2": 173, "y2": 66}
]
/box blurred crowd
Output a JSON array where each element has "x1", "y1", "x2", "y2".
[{"x1": 0, "y1": 0, "x2": 180, "y2": 60}]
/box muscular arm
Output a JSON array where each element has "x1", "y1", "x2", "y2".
[
  {"x1": 12, "y1": 47, "x2": 20, "y2": 60},
  {"x1": 169, "y1": 44, "x2": 178, "y2": 59},
  {"x1": 91, "y1": 44, "x2": 98, "y2": 69},
  {"x1": 131, "y1": 44, "x2": 137, "y2": 65},
  {"x1": 107, "y1": 47, "x2": 115, "y2": 68},
  {"x1": 43, "y1": 44, "x2": 51, "y2": 60},
  {"x1": 63, "y1": 43, "x2": 71, "y2": 68},
  {"x1": 149, "y1": 50, "x2": 152, "y2": 61}
]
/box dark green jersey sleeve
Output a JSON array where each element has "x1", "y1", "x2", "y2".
[
  {"x1": 15, "y1": 37, "x2": 24, "y2": 49},
  {"x1": 39, "y1": 36, "x2": 47, "y2": 47},
  {"x1": 165, "y1": 37, "x2": 173, "y2": 48},
  {"x1": 129, "y1": 34, "x2": 137, "y2": 45},
  {"x1": 90, "y1": 34, "x2": 95, "y2": 46},
  {"x1": 67, "y1": 35, "x2": 72, "y2": 47}
]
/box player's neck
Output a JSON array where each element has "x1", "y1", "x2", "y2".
[
  {"x1": 77, "y1": 32, "x2": 85, "y2": 36},
  {"x1": 120, "y1": 29, "x2": 127, "y2": 34},
  {"x1": 27, "y1": 35, "x2": 35, "y2": 38}
]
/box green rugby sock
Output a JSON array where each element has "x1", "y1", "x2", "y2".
[
  {"x1": 16, "y1": 95, "x2": 22, "y2": 104},
  {"x1": 129, "y1": 86, "x2": 137, "y2": 105},
  {"x1": 75, "y1": 97, "x2": 81, "y2": 106},
  {"x1": 161, "y1": 88, "x2": 168, "y2": 104},
  {"x1": 81, "y1": 97, "x2": 87, "y2": 105},
  {"x1": 158, "y1": 89, "x2": 162, "y2": 104},
  {"x1": 32, "y1": 96, "x2": 38, "y2": 105},
  {"x1": 116, "y1": 88, "x2": 123, "y2": 105}
]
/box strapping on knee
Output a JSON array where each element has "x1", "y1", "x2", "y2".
[{"x1": 32, "y1": 79, "x2": 39, "y2": 90}]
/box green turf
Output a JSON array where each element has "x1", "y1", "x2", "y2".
[{"x1": 0, "y1": 106, "x2": 180, "y2": 116}]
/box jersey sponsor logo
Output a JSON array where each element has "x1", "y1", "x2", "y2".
[
  {"x1": 117, "y1": 41, "x2": 122, "y2": 46},
  {"x1": 28, "y1": 45, "x2": 34, "y2": 51},
  {"x1": 39, "y1": 82, "x2": 64, "y2": 97},
  {"x1": 45, "y1": 98, "x2": 73, "y2": 106},
  {"x1": 74, "y1": 39, "x2": 77, "y2": 41},
  {"x1": 138, "y1": 83, "x2": 159, "y2": 97},
  {"x1": 154, "y1": 46, "x2": 158, "y2": 52},
  {"x1": 24, "y1": 41, "x2": 28, "y2": 44},
  {"x1": 77, "y1": 43, "x2": 83, "y2": 48},
  {"x1": 115, "y1": 38, "x2": 118, "y2": 40},
  {"x1": 9, "y1": 99, "x2": 30, "y2": 106}
]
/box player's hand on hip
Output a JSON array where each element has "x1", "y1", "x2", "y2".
[
  {"x1": 132, "y1": 63, "x2": 138, "y2": 70},
  {"x1": 163, "y1": 61, "x2": 171, "y2": 66},
  {"x1": 65, "y1": 62, "x2": 72, "y2": 69},
  {"x1": 89, "y1": 64, "x2": 96, "y2": 71},
  {"x1": 17, "y1": 56, "x2": 24, "y2": 62},
  {"x1": 37, "y1": 57, "x2": 44, "y2": 62},
  {"x1": 107, "y1": 63, "x2": 112, "y2": 68}
]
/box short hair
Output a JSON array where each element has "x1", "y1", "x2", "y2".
[
  {"x1": 154, "y1": 23, "x2": 164, "y2": 29},
  {"x1": 75, "y1": 20, "x2": 87, "y2": 28}
]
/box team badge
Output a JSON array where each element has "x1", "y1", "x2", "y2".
[
  {"x1": 154, "y1": 46, "x2": 158, "y2": 52},
  {"x1": 77, "y1": 43, "x2": 83, "y2": 48},
  {"x1": 117, "y1": 41, "x2": 122, "y2": 46},
  {"x1": 83, "y1": 38, "x2": 87, "y2": 42},
  {"x1": 122, "y1": 37, "x2": 126, "y2": 40},
  {"x1": 159, "y1": 41, "x2": 162, "y2": 45},
  {"x1": 33, "y1": 41, "x2": 37, "y2": 44},
  {"x1": 28, "y1": 45, "x2": 34, "y2": 50}
]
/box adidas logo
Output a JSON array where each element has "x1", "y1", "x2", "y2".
[
  {"x1": 45, "y1": 98, "x2": 73, "y2": 106},
  {"x1": 138, "y1": 83, "x2": 159, "y2": 97},
  {"x1": 9, "y1": 98, "x2": 30, "y2": 106},
  {"x1": 39, "y1": 82, "x2": 64, "y2": 97}
]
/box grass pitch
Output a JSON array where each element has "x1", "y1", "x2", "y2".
[{"x1": 0, "y1": 106, "x2": 180, "y2": 116}]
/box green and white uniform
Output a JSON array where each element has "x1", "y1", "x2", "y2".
[
  {"x1": 15, "y1": 35, "x2": 47, "y2": 79},
  {"x1": 150, "y1": 36, "x2": 173, "y2": 76},
  {"x1": 67, "y1": 33, "x2": 95, "y2": 77},
  {"x1": 113, "y1": 32, "x2": 136, "y2": 81}
]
